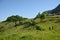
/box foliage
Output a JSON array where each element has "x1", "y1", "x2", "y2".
[
  {"x1": 34, "y1": 12, "x2": 46, "y2": 21},
  {"x1": 0, "y1": 14, "x2": 60, "y2": 40},
  {"x1": 35, "y1": 25, "x2": 41, "y2": 30},
  {"x1": 6, "y1": 15, "x2": 27, "y2": 27},
  {"x1": 0, "y1": 26, "x2": 5, "y2": 32},
  {"x1": 34, "y1": 12, "x2": 41, "y2": 20},
  {"x1": 6, "y1": 15, "x2": 24, "y2": 22},
  {"x1": 23, "y1": 20, "x2": 36, "y2": 28},
  {"x1": 55, "y1": 19, "x2": 60, "y2": 23},
  {"x1": 35, "y1": 12, "x2": 41, "y2": 18},
  {"x1": 0, "y1": 4, "x2": 60, "y2": 40},
  {"x1": 40, "y1": 13, "x2": 46, "y2": 20}
]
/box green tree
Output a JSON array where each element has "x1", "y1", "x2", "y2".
[
  {"x1": 34, "y1": 12, "x2": 46, "y2": 20},
  {"x1": 6, "y1": 15, "x2": 23, "y2": 22},
  {"x1": 34, "y1": 12, "x2": 41, "y2": 19},
  {"x1": 6, "y1": 15, "x2": 24, "y2": 27},
  {"x1": 36, "y1": 12, "x2": 41, "y2": 18},
  {"x1": 40, "y1": 14, "x2": 46, "y2": 20}
]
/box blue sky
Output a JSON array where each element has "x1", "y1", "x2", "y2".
[{"x1": 0, "y1": 0, "x2": 60, "y2": 21}]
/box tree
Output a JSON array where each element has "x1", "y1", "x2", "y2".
[
  {"x1": 36, "y1": 12, "x2": 41, "y2": 18},
  {"x1": 40, "y1": 14, "x2": 45, "y2": 19},
  {"x1": 35, "y1": 25, "x2": 41, "y2": 30},
  {"x1": 34, "y1": 12, "x2": 41, "y2": 19},
  {"x1": 6, "y1": 15, "x2": 24, "y2": 27},
  {"x1": 34, "y1": 12, "x2": 46, "y2": 20},
  {"x1": 6, "y1": 15, "x2": 23, "y2": 22},
  {"x1": 30, "y1": 20, "x2": 36, "y2": 26}
]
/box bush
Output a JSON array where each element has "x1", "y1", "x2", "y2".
[
  {"x1": 23, "y1": 22, "x2": 31, "y2": 28},
  {"x1": 55, "y1": 19, "x2": 60, "y2": 23},
  {"x1": 49, "y1": 18, "x2": 55, "y2": 21},
  {"x1": 30, "y1": 20, "x2": 36, "y2": 26},
  {"x1": 35, "y1": 26, "x2": 41, "y2": 30},
  {"x1": 23, "y1": 20, "x2": 36, "y2": 28},
  {"x1": 35, "y1": 12, "x2": 41, "y2": 19},
  {"x1": 35, "y1": 25, "x2": 45, "y2": 31},
  {"x1": 6, "y1": 15, "x2": 24, "y2": 22},
  {"x1": 0, "y1": 26, "x2": 5, "y2": 32}
]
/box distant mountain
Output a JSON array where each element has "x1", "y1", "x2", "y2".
[
  {"x1": 51, "y1": 4, "x2": 60, "y2": 14},
  {"x1": 43, "y1": 4, "x2": 60, "y2": 15}
]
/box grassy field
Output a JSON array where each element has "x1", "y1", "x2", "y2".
[{"x1": 0, "y1": 15, "x2": 60, "y2": 40}]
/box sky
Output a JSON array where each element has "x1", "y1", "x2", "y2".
[{"x1": 0, "y1": 0, "x2": 60, "y2": 21}]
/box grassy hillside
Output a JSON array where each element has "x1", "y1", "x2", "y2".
[{"x1": 0, "y1": 15, "x2": 60, "y2": 40}]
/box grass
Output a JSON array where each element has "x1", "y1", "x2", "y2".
[{"x1": 0, "y1": 15, "x2": 60, "y2": 40}]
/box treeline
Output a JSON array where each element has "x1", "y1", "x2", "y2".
[
  {"x1": 0, "y1": 12, "x2": 47, "y2": 32},
  {"x1": 5, "y1": 12, "x2": 47, "y2": 27}
]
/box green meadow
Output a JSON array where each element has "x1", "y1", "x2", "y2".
[{"x1": 0, "y1": 14, "x2": 60, "y2": 40}]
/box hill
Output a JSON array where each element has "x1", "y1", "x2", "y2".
[
  {"x1": 43, "y1": 4, "x2": 60, "y2": 15},
  {"x1": 0, "y1": 14, "x2": 60, "y2": 40},
  {"x1": 51, "y1": 4, "x2": 60, "y2": 14},
  {"x1": 0, "y1": 4, "x2": 60, "y2": 40}
]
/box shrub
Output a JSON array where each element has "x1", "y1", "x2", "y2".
[
  {"x1": 55, "y1": 19, "x2": 60, "y2": 23},
  {"x1": 6, "y1": 15, "x2": 27, "y2": 27},
  {"x1": 0, "y1": 26, "x2": 5, "y2": 32},
  {"x1": 35, "y1": 26, "x2": 41, "y2": 30},
  {"x1": 23, "y1": 22, "x2": 31, "y2": 28},
  {"x1": 23, "y1": 20, "x2": 36, "y2": 28},
  {"x1": 49, "y1": 18, "x2": 55, "y2": 21},
  {"x1": 34, "y1": 12, "x2": 41, "y2": 19}
]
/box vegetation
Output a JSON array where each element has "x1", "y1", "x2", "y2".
[
  {"x1": 0, "y1": 14, "x2": 60, "y2": 40},
  {"x1": 0, "y1": 4, "x2": 60, "y2": 40},
  {"x1": 5, "y1": 15, "x2": 27, "y2": 27}
]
